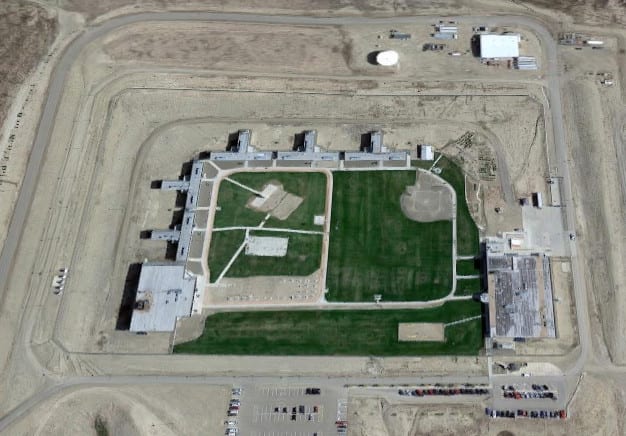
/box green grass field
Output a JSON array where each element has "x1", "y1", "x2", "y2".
[
  {"x1": 213, "y1": 171, "x2": 327, "y2": 231},
  {"x1": 455, "y1": 278, "x2": 482, "y2": 296},
  {"x1": 208, "y1": 230, "x2": 322, "y2": 282},
  {"x1": 326, "y1": 170, "x2": 453, "y2": 302},
  {"x1": 173, "y1": 301, "x2": 484, "y2": 356},
  {"x1": 435, "y1": 157, "x2": 480, "y2": 256},
  {"x1": 456, "y1": 258, "x2": 479, "y2": 276}
]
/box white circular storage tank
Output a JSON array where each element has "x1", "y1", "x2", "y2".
[{"x1": 376, "y1": 50, "x2": 399, "y2": 66}]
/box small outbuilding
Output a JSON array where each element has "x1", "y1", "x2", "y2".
[
  {"x1": 419, "y1": 145, "x2": 434, "y2": 160},
  {"x1": 479, "y1": 34, "x2": 520, "y2": 58}
]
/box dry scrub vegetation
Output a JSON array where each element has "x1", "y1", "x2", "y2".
[{"x1": 0, "y1": 2, "x2": 56, "y2": 137}]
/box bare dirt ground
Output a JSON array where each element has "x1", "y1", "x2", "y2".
[
  {"x1": 104, "y1": 22, "x2": 353, "y2": 76},
  {"x1": 0, "y1": 2, "x2": 58, "y2": 250},
  {"x1": 0, "y1": 2, "x2": 56, "y2": 136},
  {"x1": 6, "y1": 384, "x2": 230, "y2": 436},
  {"x1": 203, "y1": 271, "x2": 322, "y2": 306},
  {"x1": 401, "y1": 170, "x2": 454, "y2": 222},
  {"x1": 53, "y1": 0, "x2": 506, "y2": 22}
]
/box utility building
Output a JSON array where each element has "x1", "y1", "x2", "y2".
[
  {"x1": 479, "y1": 34, "x2": 520, "y2": 59},
  {"x1": 130, "y1": 263, "x2": 197, "y2": 332},
  {"x1": 419, "y1": 145, "x2": 434, "y2": 160}
]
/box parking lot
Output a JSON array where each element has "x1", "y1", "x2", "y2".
[{"x1": 237, "y1": 384, "x2": 347, "y2": 436}]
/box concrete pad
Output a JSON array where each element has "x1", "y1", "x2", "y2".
[
  {"x1": 245, "y1": 236, "x2": 289, "y2": 257},
  {"x1": 522, "y1": 206, "x2": 568, "y2": 256}
]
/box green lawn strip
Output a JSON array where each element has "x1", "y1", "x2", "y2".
[
  {"x1": 455, "y1": 277, "x2": 483, "y2": 296},
  {"x1": 173, "y1": 301, "x2": 483, "y2": 356},
  {"x1": 326, "y1": 170, "x2": 452, "y2": 302},
  {"x1": 213, "y1": 172, "x2": 327, "y2": 231},
  {"x1": 434, "y1": 157, "x2": 480, "y2": 256},
  {"x1": 456, "y1": 258, "x2": 479, "y2": 276},
  {"x1": 207, "y1": 230, "x2": 246, "y2": 282},
  {"x1": 410, "y1": 159, "x2": 435, "y2": 170},
  {"x1": 226, "y1": 230, "x2": 322, "y2": 278}
]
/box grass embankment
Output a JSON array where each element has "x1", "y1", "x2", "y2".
[
  {"x1": 455, "y1": 278, "x2": 483, "y2": 296},
  {"x1": 174, "y1": 301, "x2": 483, "y2": 356},
  {"x1": 326, "y1": 170, "x2": 452, "y2": 302},
  {"x1": 456, "y1": 258, "x2": 479, "y2": 276},
  {"x1": 435, "y1": 157, "x2": 480, "y2": 256}
]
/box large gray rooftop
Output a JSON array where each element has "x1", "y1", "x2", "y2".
[
  {"x1": 344, "y1": 151, "x2": 407, "y2": 161},
  {"x1": 210, "y1": 151, "x2": 273, "y2": 161},
  {"x1": 130, "y1": 263, "x2": 196, "y2": 332},
  {"x1": 177, "y1": 161, "x2": 203, "y2": 261},
  {"x1": 489, "y1": 253, "x2": 556, "y2": 338},
  {"x1": 276, "y1": 151, "x2": 339, "y2": 161},
  {"x1": 161, "y1": 180, "x2": 190, "y2": 191}
]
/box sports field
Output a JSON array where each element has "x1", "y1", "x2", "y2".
[
  {"x1": 213, "y1": 171, "x2": 327, "y2": 230},
  {"x1": 208, "y1": 230, "x2": 322, "y2": 282},
  {"x1": 325, "y1": 170, "x2": 453, "y2": 302},
  {"x1": 208, "y1": 171, "x2": 326, "y2": 282},
  {"x1": 173, "y1": 300, "x2": 484, "y2": 356}
]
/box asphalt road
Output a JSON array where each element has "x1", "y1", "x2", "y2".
[{"x1": 0, "y1": 11, "x2": 591, "y2": 431}]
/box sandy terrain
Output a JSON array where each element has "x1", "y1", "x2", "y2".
[
  {"x1": 401, "y1": 170, "x2": 454, "y2": 222},
  {"x1": 247, "y1": 182, "x2": 303, "y2": 220},
  {"x1": 398, "y1": 323, "x2": 445, "y2": 342},
  {"x1": 0, "y1": 3, "x2": 60, "y2": 251},
  {"x1": 104, "y1": 22, "x2": 353, "y2": 76},
  {"x1": 54, "y1": 0, "x2": 512, "y2": 23},
  {"x1": 0, "y1": 3, "x2": 56, "y2": 136},
  {"x1": 6, "y1": 384, "x2": 230, "y2": 436}
]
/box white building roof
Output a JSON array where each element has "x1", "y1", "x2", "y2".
[
  {"x1": 419, "y1": 145, "x2": 434, "y2": 160},
  {"x1": 376, "y1": 50, "x2": 399, "y2": 66},
  {"x1": 480, "y1": 34, "x2": 520, "y2": 58},
  {"x1": 130, "y1": 263, "x2": 196, "y2": 332}
]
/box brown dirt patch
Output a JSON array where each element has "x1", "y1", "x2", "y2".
[
  {"x1": 400, "y1": 170, "x2": 454, "y2": 222},
  {"x1": 104, "y1": 22, "x2": 352, "y2": 76},
  {"x1": 0, "y1": 2, "x2": 56, "y2": 141}
]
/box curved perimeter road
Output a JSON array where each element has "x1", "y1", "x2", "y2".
[{"x1": 0, "y1": 11, "x2": 591, "y2": 429}]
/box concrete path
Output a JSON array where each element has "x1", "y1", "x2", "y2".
[{"x1": 212, "y1": 226, "x2": 324, "y2": 236}]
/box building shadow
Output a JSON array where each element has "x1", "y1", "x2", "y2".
[
  {"x1": 226, "y1": 131, "x2": 240, "y2": 151},
  {"x1": 293, "y1": 132, "x2": 305, "y2": 151},
  {"x1": 360, "y1": 132, "x2": 372, "y2": 151},
  {"x1": 165, "y1": 241, "x2": 179, "y2": 260},
  {"x1": 116, "y1": 263, "x2": 142, "y2": 330},
  {"x1": 470, "y1": 35, "x2": 481, "y2": 57},
  {"x1": 366, "y1": 51, "x2": 380, "y2": 65}
]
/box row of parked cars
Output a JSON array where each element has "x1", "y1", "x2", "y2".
[
  {"x1": 399, "y1": 385, "x2": 489, "y2": 397},
  {"x1": 225, "y1": 388, "x2": 242, "y2": 435},
  {"x1": 501, "y1": 384, "x2": 557, "y2": 400},
  {"x1": 486, "y1": 408, "x2": 567, "y2": 419},
  {"x1": 503, "y1": 390, "x2": 556, "y2": 400},
  {"x1": 335, "y1": 420, "x2": 348, "y2": 433}
]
